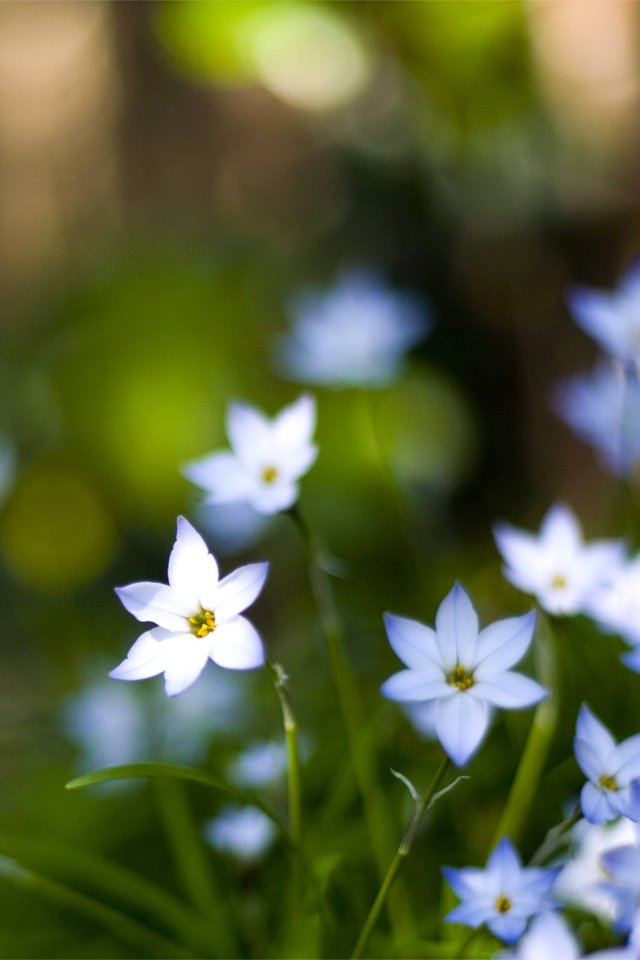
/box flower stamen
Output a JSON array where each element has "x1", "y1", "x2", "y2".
[
  {"x1": 447, "y1": 664, "x2": 475, "y2": 692},
  {"x1": 599, "y1": 773, "x2": 618, "y2": 792},
  {"x1": 550, "y1": 573, "x2": 568, "y2": 590},
  {"x1": 495, "y1": 894, "x2": 512, "y2": 914},
  {"x1": 261, "y1": 466, "x2": 279, "y2": 484},
  {"x1": 188, "y1": 609, "x2": 216, "y2": 638}
]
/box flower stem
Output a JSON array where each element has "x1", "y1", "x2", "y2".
[
  {"x1": 350, "y1": 753, "x2": 450, "y2": 960},
  {"x1": 288, "y1": 504, "x2": 415, "y2": 938},
  {"x1": 490, "y1": 612, "x2": 558, "y2": 849},
  {"x1": 266, "y1": 661, "x2": 302, "y2": 847}
]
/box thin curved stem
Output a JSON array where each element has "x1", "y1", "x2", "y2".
[{"x1": 350, "y1": 754, "x2": 451, "y2": 960}]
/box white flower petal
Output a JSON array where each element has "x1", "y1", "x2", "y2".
[
  {"x1": 182, "y1": 452, "x2": 254, "y2": 501},
  {"x1": 168, "y1": 516, "x2": 219, "y2": 607},
  {"x1": 109, "y1": 627, "x2": 179, "y2": 681},
  {"x1": 215, "y1": 563, "x2": 269, "y2": 623},
  {"x1": 162, "y1": 640, "x2": 211, "y2": 697},
  {"x1": 494, "y1": 524, "x2": 547, "y2": 585},
  {"x1": 471, "y1": 671, "x2": 546, "y2": 708},
  {"x1": 576, "y1": 705, "x2": 617, "y2": 766},
  {"x1": 580, "y1": 781, "x2": 615, "y2": 823},
  {"x1": 383, "y1": 613, "x2": 443, "y2": 671},
  {"x1": 209, "y1": 616, "x2": 265, "y2": 670},
  {"x1": 435, "y1": 583, "x2": 478, "y2": 668},
  {"x1": 115, "y1": 582, "x2": 190, "y2": 631},
  {"x1": 540, "y1": 502, "x2": 582, "y2": 554},
  {"x1": 474, "y1": 611, "x2": 537, "y2": 673},
  {"x1": 274, "y1": 443, "x2": 318, "y2": 481},
  {"x1": 249, "y1": 481, "x2": 299, "y2": 515},
  {"x1": 435, "y1": 694, "x2": 490, "y2": 766},
  {"x1": 272, "y1": 394, "x2": 316, "y2": 450},
  {"x1": 381, "y1": 669, "x2": 451, "y2": 703},
  {"x1": 227, "y1": 403, "x2": 271, "y2": 465}
]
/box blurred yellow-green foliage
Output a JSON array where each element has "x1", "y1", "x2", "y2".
[{"x1": 1, "y1": 1, "x2": 640, "y2": 957}]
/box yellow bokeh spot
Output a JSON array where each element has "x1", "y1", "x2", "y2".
[{"x1": 1, "y1": 463, "x2": 117, "y2": 591}]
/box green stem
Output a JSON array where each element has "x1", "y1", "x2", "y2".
[
  {"x1": 528, "y1": 805, "x2": 581, "y2": 867},
  {"x1": 490, "y1": 612, "x2": 558, "y2": 849},
  {"x1": 267, "y1": 661, "x2": 302, "y2": 846},
  {"x1": 153, "y1": 779, "x2": 237, "y2": 957},
  {"x1": 350, "y1": 754, "x2": 451, "y2": 960},
  {"x1": 0, "y1": 854, "x2": 197, "y2": 959},
  {"x1": 288, "y1": 505, "x2": 415, "y2": 938}
]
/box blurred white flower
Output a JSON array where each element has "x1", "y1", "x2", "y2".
[
  {"x1": 553, "y1": 362, "x2": 640, "y2": 476},
  {"x1": 227, "y1": 740, "x2": 288, "y2": 788},
  {"x1": 498, "y1": 912, "x2": 581, "y2": 959},
  {"x1": 586, "y1": 555, "x2": 640, "y2": 654},
  {"x1": 110, "y1": 516, "x2": 268, "y2": 697},
  {"x1": 278, "y1": 268, "x2": 430, "y2": 388},
  {"x1": 567, "y1": 264, "x2": 640, "y2": 365},
  {"x1": 195, "y1": 501, "x2": 272, "y2": 556},
  {"x1": 183, "y1": 395, "x2": 317, "y2": 515},
  {"x1": 204, "y1": 805, "x2": 276, "y2": 862},
  {"x1": 554, "y1": 817, "x2": 639, "y2": 921},
  {"x1": 494, "y1": 503, "x2": 625, "y2": 616},
  {"x1": 61, "y1": 676, "x2": 151, "y2": 772}
]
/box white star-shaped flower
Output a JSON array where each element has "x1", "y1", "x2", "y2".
[
  {"x1": 277, "y1": 268, "x2": 430, "y2": 388},
  {"x1": 494, "y1": 503, "x2": 625, "y2": 615},
  {"x1": 110, "y1": 517, "x2": 268, "y2": 697},
  {"x1": 381, "y1": 583, "x2": 545, "y2": 766},
  {"x1": 586, "y1": 554, "x2": 640, "y2": 653},
  {"x1": 567, "y1": 263, "x2": 640, "y2": 365},
  {"x1": 574, "y1": 705, "x2": 640, "y2": 824},
  {"x1": 443, "y1": 837, "x2": 558, "y2": 943},
  {"x1": 183, "y1": 395, "x2": 317, "y2": 515}
]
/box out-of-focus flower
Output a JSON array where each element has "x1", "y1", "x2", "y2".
[
  {"x1": 110, "y1": 516, "x2": 268, "y2": 697},
  {"x1": 553, "y1": 362, "x2": 640, "y2": 476},
  {"x1": 204, "y1": 805, "x2": 276, "y2": 862},
  {"x1": 567, "y1": 264, "x2": 640, "y2": 365},
  {"x1": 381, "y1": 583, "x2": 544, "y2": 767},
  {"x1": 61, "y1": 676, "x2": 152, "y2": 772},
  {"x1": 227, "y1": 740, "x2": 288, "y2": 788},
  {"x1": 183, "y1": 395, "x2": 317, "y2": 515},
  {"x1": 443, "y1": 837, "x2": 558, "y2": 943},
  {"x1": 498, "y1": 912, "x2": 581, "y2": 959},
  {"x1": 554, "y1": 818, "x2": 639, "y2": 922},
  {"x1": 586, "y1": 555, "x2": 640, "y2": 653},
  {"x1": 600, "y1": 843, "x2": 640, "y2": 936},
  {"x1": 278, "y1": 268, "x2": 430, "y2": 388},
  {"x1": 574, "y1": 705, "x2": 640, "y2": 824},
  {"x1": 494, "y1": 503, "x2": 625, "y2": 615}
]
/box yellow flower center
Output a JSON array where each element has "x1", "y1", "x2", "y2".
[
  {"x1": 550, "y1": 573, "x2": 567, "y2": 590},
  {"x1": 188, "y1": 609, "x2": 216, "y2": 638},
  {"x1": 261, "y1": 466, "x2": 279, "y2": 484},
  {"x1": 495, "y1": 895, "x2": 512, "y2": 914},
  {"x1": 599, "y1": 774, "x2": 618, "y2": 792},
  {"x1": 447, "y1": 664, "x2": 475, "y2": 692}
]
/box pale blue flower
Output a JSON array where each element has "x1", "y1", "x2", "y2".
[
  {"x1": 204, "y1": 805, "x2": 276, "y2": 862},
  {"x1": 567, "y1": 264, "x2": 640, "y2": 364},
  {"x1": 443, "y1": 837, "x2": 558, "y2": 943},
  {"x1": 381, "y1": 583, "x2": 545, "y2": 766},
  {"x1": 574, "y1": 706, "x2": 640, "y2": 824},
  {"x1": 554, "y1": 818, "x2": 639, "y2": 922},
  {"x1": 494, "y1": 503, "x2": 625, "y2": 616},
  {"x1": 586, "y1": 555, "x2": 640, "y2": 652},
  {"x1": 227, "y1": 741, "x2": 288, "y2": 788},
  {"x1": 498, "y1": 912, "x2": 580, "y2": 959},
  {"x1": 553, "y1": 362, "x2": 640, "y2": 475},
  {"x1": 110, "y1": 517, "x2": 268, "y2": 696},
  {"x1": 600, "y1": 843, "x2": 640, "y2": 938},
  {"x1": 278, "y1": 268, "x2": 430, "y2": 388},
  {"x1": 183, "y1": 395, "x2": 317, "y2": 515}
]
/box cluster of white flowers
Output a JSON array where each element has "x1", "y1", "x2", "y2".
[{"x1": 102, "y1": 262, "x2": 640, "y2": 959}]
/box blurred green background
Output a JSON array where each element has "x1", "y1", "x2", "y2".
[{"x1": 1, "y1": 1, "x2": 639, "y2": 956}]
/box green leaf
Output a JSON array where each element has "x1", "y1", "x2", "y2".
[
  {"x1": 0, "y1": 833, "x2": 215, "y2": 957},
  {"x1": 0, "y1": 854, "x2": 198, "y2": 959},
  {"x1": 66, "y1": 761, "x2": 289, "y2": 837}
]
